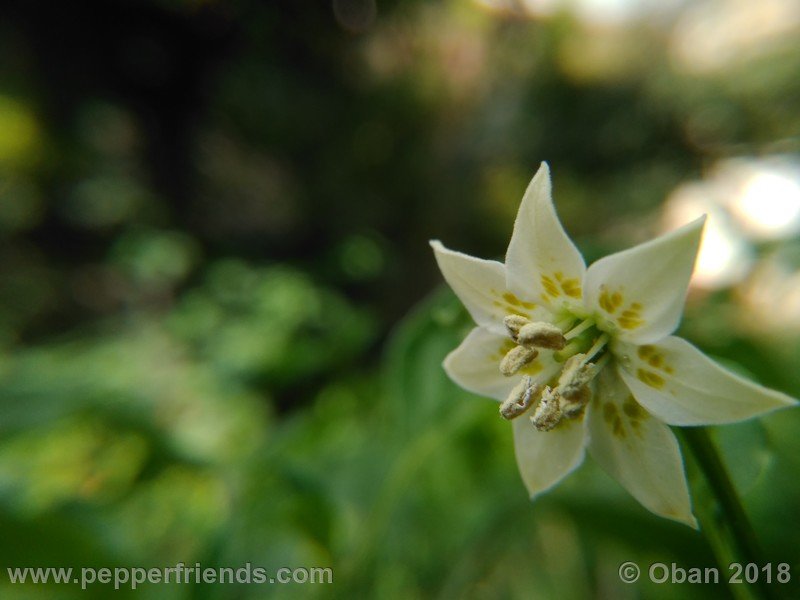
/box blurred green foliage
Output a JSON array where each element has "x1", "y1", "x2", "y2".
[{"x1": 1, "y1": 0, "x2": 800, "y2": 598}]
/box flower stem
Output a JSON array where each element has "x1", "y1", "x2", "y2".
[{"x1": 679, "y1": 427, "x2": 778, "y2": 600}]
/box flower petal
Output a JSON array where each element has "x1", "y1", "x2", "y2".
[
  {"x1": 444, "y1": 327, "x2": 563, "y2": 401},
  {"x1": 588, "y1": 368, "x2": 696, "y2": 527},
  {"x1": 505, "y1": 163, "x2": 586, "y2": 312},
  {"x1": 584, "y1": 217, "x2": 705, "y2": 344},
  {"x1": 615, "y1": 336, "x2": 798, "y2": 426},
  {"x1": 513, "y1": 413, "x2": 586, "y2": 499},
  {"x1": 431, "y1": 240, "x2": 547, "y2": 334}
]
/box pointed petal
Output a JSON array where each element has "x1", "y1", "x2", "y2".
[
  {"x1": 615, "y1": 336, "x2": 798, "y2": 426},
  {"x1": 505, "y1": 163, "x2": 586, "y2": 312},
  {"x1": 444, "y1": 327, "x2": 563, "y2": 401},
  {"x1": 588, "y1": 369, "x2": 696, "y2": 527},
  {"x1": 584, "y1": 217, "x2": 705, "y2": 344},
  {"x1": 513, "y1": 412, "x2": 586, "y2": 499},
  {"x1": 431, "y1": 240, "x2": 547, "y2": 334}
]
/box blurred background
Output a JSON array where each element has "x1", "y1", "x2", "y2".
[{"x1": 1, "y1": 0, "x2": 800, "y2": 598}]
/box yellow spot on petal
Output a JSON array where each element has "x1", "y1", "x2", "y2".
[
  {"x1": 637, "y1": 345, "x2": 655, "y2": 359},
  {"x1": 561, "y1": 278, "x2": 582, "y2": 299},
  {"x1": 502, "y1": 292, "x2": 521, "y2": 306},
  {"x1": 603, "y1": 402, "x2": 626, "y2": 438},
  {"x1": 598, "y1": 289, "x2": 614, "y2": 313},
  {"x1": 491, "y1": 290, "x2": 535, "y2": 318},
  {"x1": 549, "y1": 271, "x2": 582, "y2": 298},
  {"x1": 622, "y1": 396, "x2": 647, "y2": 420},
  {"x1": 637, "y1": 369, "x2": 665, "y2": 389},
  {"x1": 598, "y1": 288, "x2": 645, "y2": 329},
  {"x1": 598, "y1": 286, "x2": 624, "y2": 313},
  {"x1": 490, "y1": 339, "x2": 517, "y2": 362},
  {"x1": 623, "y1": 398, "x2": 647, "y2": 437},
  {"x1": 618, "y1": 303, "x2": 645, "y2": 329},
  {"x1": 618, "y1": 317, "x2": 644, "y2": 329},
  {"x1": 540, "y1": 275, "x2": 561, "y2": 298},
  {"x1": 637, "y1": 345, "x2": 673, "y2": 373},
  {"x1": 519, "y1": 361, "x2": 544, "y2": 376}
]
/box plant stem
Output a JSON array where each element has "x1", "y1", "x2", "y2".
[{"x1": 679, "y1": 427, "x2": 778, "y2": 600}]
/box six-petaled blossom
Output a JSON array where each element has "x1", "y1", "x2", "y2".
[{"x1": 430, "y1": 163, "x2": 797, "y2": 527}]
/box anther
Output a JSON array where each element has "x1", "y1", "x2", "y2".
[
  {"x1": 503, "y1": 315, "x2": 531, "y2": 341},
  {"x1": 517, "y1": 322, "x2": 566, "y2": 350},
  {"x1": 499, "y1": 345, "x2": 538, "y2": 376},
  {"x1": 558, "y1": 354, "x2": 598, "y2": 398},
  {"x1": 530, "y1": 386, "x2": 563, "y2": 431},
  {"x1": 560, "y1": 385, "x2": 591, "y2": 418},
  {"x1": 499, "y1": 376, "x2": 539, "y2": 420},
  {"x1": 554, "y1": 354, "x2": 598, "y2": 417}
]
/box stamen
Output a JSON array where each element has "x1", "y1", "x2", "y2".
[
  {"x1": 564, "y1": 318, "x2": 595, "y2": 340},
  {"x1": 499, "y1": 345, "x2": 538, "y2": 376},
  {"x1": 558, "y1": 354, "x2": 598, "y2": 397},
  {"x1": 554, "y1": 316, "x2": 577, "y2": 331},
  {"x1": 553, "y1": 337, "x2": 591, "y2": 362},
  {"x1": 503, "y1": 314, "x2": 531, "y2": 341},
  {"x1": 560, "y1": 385, "x2": 591, "y2": 418},
  {"x1": 555, "y1": 354, "x2": 596, "y2": 417},
  {"x1": 591, "y1": 352, "x2": 611, "y2": 372},
  {"x1": 499, "y1": 376, "x2": 539, "y2": 420},
  {"x1": 582, "y1": 333, "x2": 609, "y2": 363},
  {"x1": 530, "y1": 387, "x2": 562, "y2": 431},
  {"x1": 517, "y1": 322, "x2": 566, "y2": 350}
]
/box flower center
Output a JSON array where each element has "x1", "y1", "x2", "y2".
[{"x1": 498, "y1": 314, "x2": 609, "y2": 431}]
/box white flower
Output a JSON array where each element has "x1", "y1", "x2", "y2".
[{"x1": 430, "y1": 163, "x2": 797, "y2": 527}]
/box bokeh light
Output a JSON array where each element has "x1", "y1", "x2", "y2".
[
  {"x1": 670, "y1": 0, "x2": 800, "y2": 73},
  {"x1": 663, "y1": 182, "x2": 753, "y2": 290},
  {"x1": 721, "y1": 158, "x2": 800, "y2": 239}
]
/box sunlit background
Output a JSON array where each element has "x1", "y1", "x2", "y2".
[{"x1": 1, "y1": 0, "x2": 800, "y2": 598}]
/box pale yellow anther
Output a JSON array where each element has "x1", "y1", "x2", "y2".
[
  {"x1": 530, "y1": 386, "x2": 563, "y2": 431},
  {"x1": 557, "y1": 354, "x2": 598, "y2": 399},
  {"x1": 545, "y1": 354, "x2": 598, "y2": 419},
  {"x1": 499, "y1": 376, "x2": 539, "y2": 420},
  {"x1": 499, "y1": 345, "x2": 538, "y2": 376},
  {"x1": 503, "y1": 314, "x2": 531, "y2": 341},
  {"x1": 559, "y1": 385, "x2": 591, "y2": 418},
  {"x1": 517, "y1": 322, "x2": 566, "y2": 350}
]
